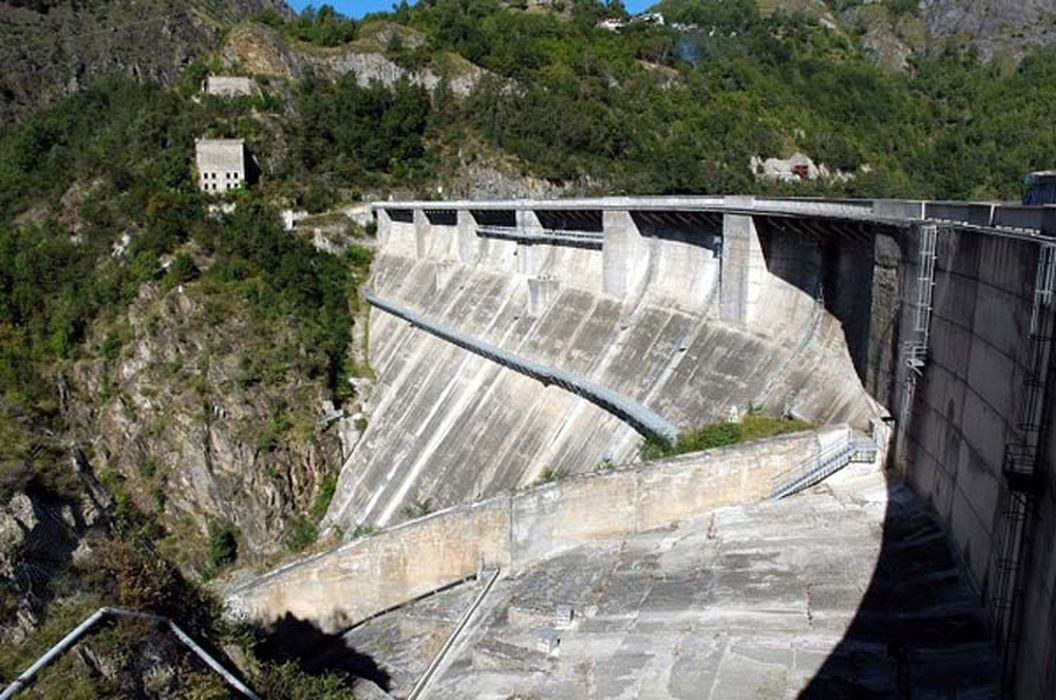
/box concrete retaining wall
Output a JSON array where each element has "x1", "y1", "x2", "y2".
[
  {"x1": 226, "y1": 429, "x2": 829, "y2": 633},
  {"x1": 899, "y1": 228, "x2": 1056, "y2": 698}
]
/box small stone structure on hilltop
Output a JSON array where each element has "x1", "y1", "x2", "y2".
[
  {"x1": 203, "y1": 75, "x2": 255, "y2": 97},
  {"x1": 195, "y1": 138, "x2": 249, "y2": 194}
]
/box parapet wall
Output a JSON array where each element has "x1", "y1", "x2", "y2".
[{"x1": 226, "y1": 428, "x2": 832, "y2": 633}]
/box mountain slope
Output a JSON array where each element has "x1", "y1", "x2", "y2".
[
  {"x1": 0, "y1": 0, "x2": 291, "y2": 123},
  {"x1": 921, "y1": 0, "x2": 1056, "y2": 57}
]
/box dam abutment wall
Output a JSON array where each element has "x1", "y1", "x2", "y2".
[
  {"x1": 898, "y1": 225, "x2": 1056, "y2": 696},
  {"x1": 226, "y1": 429, "x2": 834, "y2": 633},
  {"x1": 367, "y1": 197, "x2": 1056, "y2": 696}
]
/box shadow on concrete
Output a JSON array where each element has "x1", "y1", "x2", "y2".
[
  {"x1": 755, "y1": 218, "x2": 882, "y2": 386},
  {"x1": 798, "y1": 476, "x2": 998, "y2": 699},
  {"x1": 254, "y1": 613, "x2": 392, "y2": 692}
]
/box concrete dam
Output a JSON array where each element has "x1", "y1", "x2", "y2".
[
  {"x1": 226, "y1": 196, "x2": 1056, "y2": 699},
  {"x1": 323, "y1": 198, "x2": 886, "y2": 532}
]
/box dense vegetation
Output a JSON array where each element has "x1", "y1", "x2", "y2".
[
  {"x1": 0, "y1": 67, "x2": 413, "y2": 499},
  {"x1": 376, "y1": 0, "x2": 1056, "y2": 198}
]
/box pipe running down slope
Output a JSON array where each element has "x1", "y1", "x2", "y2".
[{"x1": 365, "y1": 292, "x2": 680, "y2": 443}]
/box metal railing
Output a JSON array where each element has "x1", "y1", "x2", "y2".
[
  {"x1": 990, "y1": 240, "x2": 1056, "y2": 691},
  {"x1": 475, "y1": 224, "x2": 605, "y2": 248},
  {"x1": 366, "y1": 293, "x2": 679, "y2": 443},
  {"x1": 407, "y1": 568, "x2": 502, "y2": 700},
  {"x1": 771, "y1": 435, "x2": 878, "y2": 501},
  {"x1": 375, "y1": 197, "x2": 1055, "y2": 235},
  {"x1": 0, "y1": 607, "x2": 258, "y2": 699}
]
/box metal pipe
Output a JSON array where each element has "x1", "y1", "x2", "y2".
[
  {"x1": 0, "y1": 608, "x2": 109, "y2": 700},
  {"x1": 0, "y1": 607, "x2": 259, "y2": 700},
  {"x1": 367, "y1": 293, "x2": 679, "y2": 443},
  {"x1": 167, "y1": 620, "x2": 260, "y2": 700}
]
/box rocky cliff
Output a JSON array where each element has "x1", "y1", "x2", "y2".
[
  {"x1": 65, "y1": 278, "x2": 354, "y2": 572},
  {"x1": 0, "y1": 0, "x2": 291, "y2": 123},
  {"x1": 221, "y1": 20, "x2": 488, "y2": 97},
  {"x1": 921, "y1": 0, "x2": 1056, "y2": 58}
]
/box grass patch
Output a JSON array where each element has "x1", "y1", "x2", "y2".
[
  {"x1": 534, "y1": 466, "x2": 567, "y2": 486},
  {"x1": 641, "y1": 411, "x2": 813, "y2": 461},
  {"x1": 401, "y1": 496, "x2": 434, "y2": 520}
]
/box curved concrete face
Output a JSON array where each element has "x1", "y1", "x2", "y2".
[{"x1": 323, "y1": 210, "x2": 882, "y2": 533}]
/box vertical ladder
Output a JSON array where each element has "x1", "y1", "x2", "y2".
[
  {"x1": 989, "y1": 242, "x2": 1055, "y2": 693},
  {"x1": 896, "y1": 224, "x2": 939, "y2": 460}
]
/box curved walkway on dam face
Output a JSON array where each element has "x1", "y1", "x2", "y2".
[
  {"x1": 324, "y1": 251, "x2": 879, "y2": 532},
  {"x1": 365, "y1": 292, "x2": 680, "y2": 443}
]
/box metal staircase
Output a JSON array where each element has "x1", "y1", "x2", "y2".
[
  {"x1": 771, "y1": 435, "x2": 878, "y2": 501},
  {"x1": 989, "y1": 241, "x2": 1055, "y2": 692}
]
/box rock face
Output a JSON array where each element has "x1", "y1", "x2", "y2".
[
  {"x1": 221, "y1": 22, "x2": 489, "y2": 96},
  {"x1": 0, "y1": 466, "x2": 111, "y2": 644},
  {"x1": 920, "y1": 0, "x2": 1056, "y2": 57},
  {"x1": 69, "y1": 282, "x2": 344, "y2": 568},
  {"x1": 0, "y1": 0, "x2": 291, "y2": 123}
]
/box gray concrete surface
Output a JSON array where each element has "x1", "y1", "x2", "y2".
[
  {"x1": 225, "y1": 429, "x2": 847, "y2": 632},
  {"x1": 324, "y1": 207, "x2": 881, "y2": 533},
  {"x1": 361, "y1": 197, "x2": 1055, "y2": 696},
  {"x1": 344, "y1": 470, "x2": 998, "y2": 700},
  {"x1": 898, "y1": 227, "x2": 1056, "y2": 697}
]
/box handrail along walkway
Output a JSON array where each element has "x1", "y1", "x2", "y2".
[{"x1": 366, "y1": 293, "x2": 679, "y2": 443}]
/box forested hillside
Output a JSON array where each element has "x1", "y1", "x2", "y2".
[{"x1": 1, "y1": 0, "x2": 1056, "y2": 696}]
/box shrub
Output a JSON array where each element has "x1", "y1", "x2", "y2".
[
  {"x1": 167, "y1": 253, "x2": 200, "y2": 285},
  {"x1": 536, "y1": 467, "x2": 566, "y2": 485},
  {"x1": 206, "y1": 522, "x2": 238, "y2": 572},
  {"x1": 284, "y1": 515, "x2": 318, "y2": 552},
  {"x1": 402, "y1": 497, "x2": 434, "y2": 519},
  {"x1": 311, "y1": 472, "x2": 339, "y2": 519},
  {"x1": 641, "y1": 413, "x2": 813, "y2": 461}
]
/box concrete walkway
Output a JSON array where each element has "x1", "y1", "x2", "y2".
[{"x1": 344, "y1": 470, "x2": 998, "y2": 699}]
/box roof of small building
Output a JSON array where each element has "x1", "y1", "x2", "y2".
[
  {"x1": 195, "y1": 139, "x2": 246, "y2": 171},
  {"x1": 196, "y1": 138, "x2": 245, "y2": 147}
]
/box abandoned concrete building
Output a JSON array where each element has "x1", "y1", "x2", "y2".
[
  {"x1": 195, "y1": 138, "x2": 248, "y2": 194},
  {"x1": 202, "y1": 75, "x2": 254, "y2": 97}
]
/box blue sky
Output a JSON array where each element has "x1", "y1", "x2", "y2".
[{"x1": 288, "y1": 1, "x2": 653, "y2": 19}]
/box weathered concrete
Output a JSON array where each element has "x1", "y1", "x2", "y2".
[
  {"x1": 324, "y1": 203, "x2": 882, "y2": 532},
  {"x1": 226, "y1": 429, "x2": 839, "y2": 632},
  {"x1": 344, "y1": 471, "x2": 998, "y2": 700},
  {"x1": 897, "y1": 228, "x2": 1056, "y2": 697},
  {"x1": 365, "y1": 292, "x2": 680, "y2": 442},
  {"x1": 719, "y1": 211, "x2": 765, "y2": 324},
  {"x1": 301, "y1": 195, "x2": 1056, "y2": 696},
  {"x1": 227, "y1": 497, "x2": 511, "y2": 632}
]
